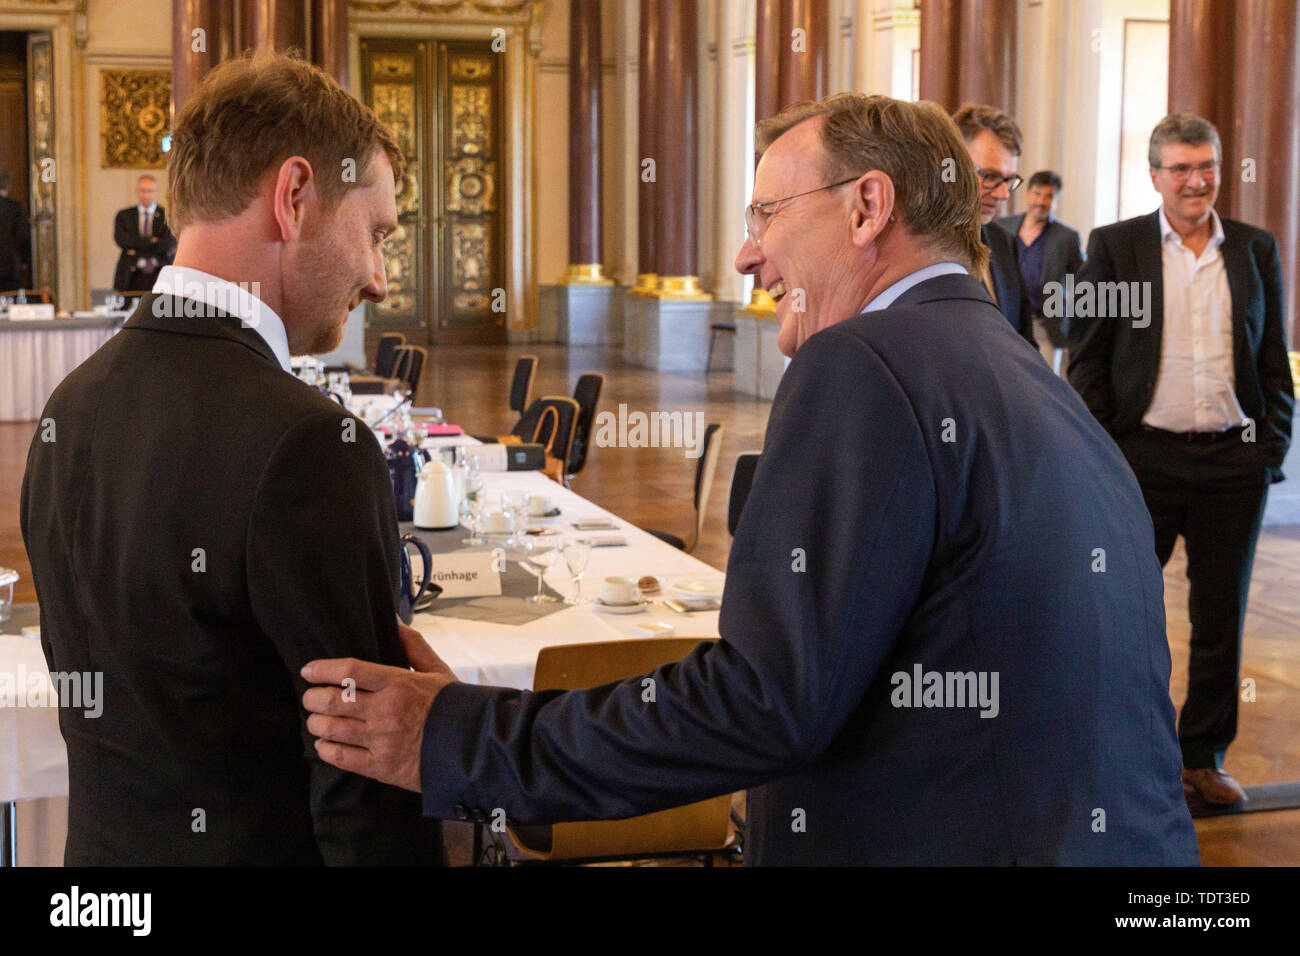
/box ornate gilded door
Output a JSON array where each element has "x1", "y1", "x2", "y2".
[{"x1": 360, "y1": 37, "x2": 505, "y2": 347}]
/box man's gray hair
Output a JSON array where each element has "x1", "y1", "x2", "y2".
[{"x1": 1148, "y1": 112, "x2": 1221, "y2": 167}]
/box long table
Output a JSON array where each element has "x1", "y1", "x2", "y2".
[
  {"x1": 0, "y1": 459, "x2": 724, "y2": 864},
  {"x1": 0, "y1": 314, "x2": 126, "y2": 422}
]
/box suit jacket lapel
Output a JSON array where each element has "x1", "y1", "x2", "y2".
[
  {"x1": 1218, "y1": 222, "x2": 1251, "y2": 386},
  {"x1": 1135, "y1": 211, "x2": 1164, "y2": 348}
]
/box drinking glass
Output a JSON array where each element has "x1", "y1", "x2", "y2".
[
  {"x1": 501, "y1": 489, "x2": 530, "y2": 544},
  {"x1": 461, "y1": 476, "x2": 486, "y2": 545},
  {"x1": 519, "y1": 538, "x2": 561, "y2": 604},
  {"x1": 562, "y1": 539, "x2": 592, "y2": 606}
]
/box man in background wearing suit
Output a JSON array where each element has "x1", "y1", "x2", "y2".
[
  {"x1": 112, "y1": 174, "x2": 176, "y2": 291},
  {"x1": 0, "y1": 168, "x2": 30, "y2": 291},
  {"x1": 953, "y1": 103, "x2": 1037, "y2": 350},
  {"x1": 22, "y1": 52, "x2": 444, "y2": 864},
  {"x1": 302, "y1": 94, "x2": 1198, "y2": 866},
  {"x1": 998, "y1": 170, "x2": 1084, "y2": 373},
  {"x1": 1069, "y1": 113, "x2": 1294, "y2": 806}
]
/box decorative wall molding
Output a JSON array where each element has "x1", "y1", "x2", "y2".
[{"x1": 99, "y1": 69, "x2": 171, "y2": 168}]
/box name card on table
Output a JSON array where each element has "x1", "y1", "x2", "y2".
[
  {"x1": 6, "y1": 304, "x2": 55, "y2": 320},
  {"x1": 427, "y1": 551, "x2": 502, "y2": 599}
]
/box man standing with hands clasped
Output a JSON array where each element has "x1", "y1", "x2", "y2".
[{"x1": 1069, "y1": 113, "x2": 1294, "y2": 807}]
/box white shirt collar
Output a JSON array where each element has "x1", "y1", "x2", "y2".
[
  {"x1": 138, "y1": 203, "x2": 157, "y2": 215},
  {"x1": 863, "y1": 262, "x2": 970, "y2": 312},
  {"x1": 1158, "y1": 205, "x2": 1224, "y2": 249},
  {"x1": 152, "y1": 264, "x2": 292, "y2": 373}
]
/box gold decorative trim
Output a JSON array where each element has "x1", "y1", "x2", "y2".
[
  {"x1": 1289, "y1": 351, "x2": 1300, "y2": 399},
  {"x1": 743, "y1": 286, "x2": 777, "y2": 314},
  {"x1": 629, "y1": 272, "x2": 658, "y2": 297},
  {"x1": 654, "y1": 275, "x2": 713, "y2": 301},
  {"x1": 100, "y1": 69, "x2": 171, "y2": 168},
  {"x1": 560, "y1": 263, "x2": 613, "y2": 286}
]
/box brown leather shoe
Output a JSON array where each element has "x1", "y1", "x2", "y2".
[{"x1": 1182, "y1": 768, "x2": 1248, "y2": 805}]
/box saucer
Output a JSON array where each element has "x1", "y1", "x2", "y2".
[
  {"x1": 592, "y1": 599, "x2": 651, "y2": 614},
  {"x1": 673, "y1": 579, "x2": 725, "y2": 599}
]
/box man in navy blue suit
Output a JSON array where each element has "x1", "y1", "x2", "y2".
[{"x1": 302, "y1": 93, "x2": 1199, "y2": 865}]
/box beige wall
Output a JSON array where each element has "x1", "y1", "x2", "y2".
[{"x1": 81, "y1": 0, "x2": 171, "y2": 297}]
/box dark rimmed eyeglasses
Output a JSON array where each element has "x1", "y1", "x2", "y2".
[
  {"x1": 975, "y1": 168, "x2": 1023, "y2": 193},
  {"x1": 1152, "y1": 161, "x2": 1219, "y2": 183},
  {"x1": 744, "y1": 176, "x2": 860, "y2": 245}
]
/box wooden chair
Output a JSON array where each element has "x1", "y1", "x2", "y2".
[
  {"x1": 392, "y1": 344, "x2": 428, "y2": 394},
  {"x1": 509, "y1": 355, "x2": 538, "y2": 417},
  {"x1": 567, "y1": 371, "x2": 605, "y2": 479},
  {"x1": 643, "y1": 423, "x2": 725, "y2": 553},
  {"x1": 373, "y1": 333, "x2": 406, "y2": 377},
  {"x1": 501, "y1": 637, "x2": 737, "y2": 865},
  {"x1": 512, "y1": 395, "x2": 581, "y2": 485}
]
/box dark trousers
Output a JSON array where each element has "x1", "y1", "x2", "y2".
[{"x1": 1119, "y1": 427, "x2": 1270, "y2": 769}]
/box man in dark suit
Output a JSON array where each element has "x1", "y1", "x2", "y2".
[
  {"x1": 112, "y1": 174, "x2": 176, "y2": 291},
  {"x1": 953, "y1": 103, "x2": 1037, "y2": 350},
  {"x1": 998, "y1": 170, "x2": 1085, "y2": 373},
  {"x1": 303, "y1": 94, "x2": 1198, "y2": 865},
  {"x1": 21, "y1": 52, "x2": 443, "y2": 864},
  {"x1": 1069, "y1": 113, "x2": 1293, "y2": 807},
  {"x1": 0, "y1": 169, "x2": 31, "y2": 291}
]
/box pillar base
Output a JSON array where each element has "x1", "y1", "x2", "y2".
[
  {"x1": 630, "y1": 272, "x2": 659, "y2": 297},
  {"x1": 654, "y1": 275, "x2": 713, "y2": 301},
  {"x1": 559, "y1": 263, "x2": 615, "y2": 286},
  {"x1": 625, "y1": 294, "x2": 733, "y2": 371},
  {"x1": 743, "y1": 286, "x2": 777, "y2": 315},
  {"x1": 733, "y1": 307, "x2": 791, "y2": 399}
]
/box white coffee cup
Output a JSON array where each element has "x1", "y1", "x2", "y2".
[
  {"x1": 481, "y1": 511, "x2": 514, "y2": 534},
  {"x1": 601, "y1": 576, "x2": 640, "y2": 605},
  {"x1": 529, "y1": 494, "x2": 554, "y2": 517}
]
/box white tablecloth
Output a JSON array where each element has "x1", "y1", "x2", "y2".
[
  {"x1": 0, "y1": 319, "x2": 122, "y2": 421},
  {"x1": 411, "y1": 469, "x2": 723, "y2": 689},
  {"x1": 0, "y1": 636, "x2": 68, "y2": 804}
]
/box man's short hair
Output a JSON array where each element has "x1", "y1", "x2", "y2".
[
  {"x1": 951, "y1": 103, "x2": 1023, "y2": 156},
  {"x1": 0, "y1": 169, "x2": 10, "y2": 191},
  {"x1": 1148, "y1": 112, "x2": 1221, "y2": 167},
  {"x1": 168, "y1": 49, "x2": 404, "y2": 233},
  {"x1": 137, "y1": 174, "x2": 156, "y2": 185},
  {"x1": 1027, "y1": 170, "x2": 1062, "y2": 192},
  {"x1": 756, "y1": 94, "x2": 988, "y2": 274}
]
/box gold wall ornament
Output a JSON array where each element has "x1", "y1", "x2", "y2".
[
  {"x1": 100, "y1": 69, "x2": 171, "y2": 169},
  {"x1": 450, "y1": 84, "x2": 490, "y2": 154},
  {"x1": 450, "y1": 56, "x2": 491, "y2": 80},
  {"x1": 27, "y1": 33, "x2": 57, "y2": 295},
  {"x1": 445, "y1": 156, "x2": 496, "y2": 216}
]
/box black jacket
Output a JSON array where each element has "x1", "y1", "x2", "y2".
[
  {"x1": 21, "y1": 294, "x2": 445, "y2": 865},
  {"x1": 112, "y1": 206, "x2": 177, "y2": 291},
  {"x1": 983, "y1": 220, "x2": 1037, "y2": 347},
  {"x1": 0, "y1": 193, "x2": 30, "y2": 286},
  {"x1": 1068, "y1": 209, "x2": 1293, "y2": 481},
  {"x1": 996, "y1": 213, "x2": 1085, "y2": 345},
  {"x1": 418, "y1": 273, "x2": 1198, "y2": 865}
]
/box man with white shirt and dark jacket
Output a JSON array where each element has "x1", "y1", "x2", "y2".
[
  {"x1": 1069, "y1": 113, "x2": 1294, "y2": 807},
  {"x1": 22, "y1": 52, "x2": 444, "y2": 864},
  {"x1": 111, "y1": 174, "x2": 176, "y2": 291}
]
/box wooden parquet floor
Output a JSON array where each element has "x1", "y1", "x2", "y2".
[{"x1": 3, "y1": 342, "x2": 1298, "y2": 865}]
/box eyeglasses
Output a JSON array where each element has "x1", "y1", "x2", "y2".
[
  {"x1": 1152, "y1": 161, "x2": 1219, "y2": 183},
  {"x1": 976, "y1": 168, "x2": 1023, "y2": 193},
  {"x1": 744, "y1": 176, "x2": 859, "y2": 245}
]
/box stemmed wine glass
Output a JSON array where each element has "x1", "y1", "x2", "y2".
[
  {"x1": 461, "y1": 475, "x2": 486, "y2": 545},
  {"x1": 501, "y1": 489, "x2": 530, "y2": 545},
  {"x1": 518, "y1": 538, "x2": 561, "y2": 604},
  {"x1": 562, "y1": 539, "x2": 592, "y2": 605}
]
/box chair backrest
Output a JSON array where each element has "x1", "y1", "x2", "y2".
[
  {"x1": 529, "y1": 638, "x2": 731, "y2": 860},
  {"x1": 686, "y1": 423, "x2": 724, "y2": 552},
  {"x1": 513, "y1": 396, "x2": 580, "y2": 470},
  {"x1": 727, "y1": 451, "x2": 761, "y2": 536},
  {"x1": 373, "y1": 333, "x2": 405, "y2": 376},
  {"x1": 509, "y1": 355, "x2": 538, "y2": 415},
  {"x1": 402, "y1": 345, "x2": 427, "y2": 394},
  {"x1": 567, "y1": 371, "x2": 605, "y2": 476}
]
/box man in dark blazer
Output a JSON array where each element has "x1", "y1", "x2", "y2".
[
  {"x1": 1069, "y1": 114, "x2": 1293, "y2": 807},
  {"x1": 953, "y1": 103, "x2": 1037, "y2": 350},
  {"x1": 0, "y1": 169, "x2": 31, "y2": 291},
  {"x1": 112, "y1": 174, "x2": 176, "y2": 291},
  {"x1": 303, "y1": 95, "x2": 1199, "y2": 866},
  {"x1": 998, "y1": 170, "x2": 1085, "y2": 371},
  {"x1": 21, "y1": 53, "x2": 443, "y2": 864}
]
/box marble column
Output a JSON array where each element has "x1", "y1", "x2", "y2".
[
  {"x1": 561, "y1": 0, "x2": 610, "y2": 286},
  {"x1": 918, "y1": 0, "x2": 961, "y2": 111},
  {"x1": 920, "y1": 0, "x2": 1016, "y2": 114},
  {"x1": 779, "y1": 0, "x2": 829, "y2": 107},
  {"x1": 172, "y1": 0, "x2": 235, "y2": 113},
  {"x1": 311, "y1": 0, "x2": 350, "y2": 91},
  {"x1": 239, "y1": 0, "x2": 308, "y2": 54},
  {"x1": 632, "y1": 0, "x2": 660, "y2": 296}
]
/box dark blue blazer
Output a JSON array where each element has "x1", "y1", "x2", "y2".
[
  {"x1": 420, "y1": 273, "x2": 1200, "y2": 866},
  {"x1": 984, "y1": 221, "x2": 1037, "y2": 348}
]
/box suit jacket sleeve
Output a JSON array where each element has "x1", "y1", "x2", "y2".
[
  {"x1": 113, "y1": 210, "x2": 138, "y2": 254},
  {"x1": 1015, "y1": 258, "x2": 1036, "y2": 346},
  {"x1": 1255, "y1": 234, "x2": 1294, "y2": 478},
  {"x1": 246, "y1": 409, "x2": 442, "y2": 864},
  {"x1": 1068, "y1": 228, "x2": 1119, "y2": 431},
  {"x1": 418, "y1": 326, "x2": 938, "y2": 824}
]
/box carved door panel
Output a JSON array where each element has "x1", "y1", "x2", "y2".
[
  {"x1": 26, "y1": 32, "x2": 55, "y2": 295},
  {"x1": 360, "y1": 37, "x2": 505, "y2": 348}
]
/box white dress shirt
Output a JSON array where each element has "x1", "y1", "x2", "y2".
[
  {"x1": 137, "y1": 202, "x2": 157, "y2": 237},
  {"x1": 1142, "y1": 207, "x2": 1245, "y2": 433},
  {"x1": 864, "y1": 261, "x2": 970, "y2": 312},
  {"x1": 152, "y1": 264, "x2": 292, "y2": 373}
]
